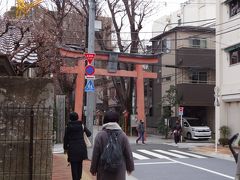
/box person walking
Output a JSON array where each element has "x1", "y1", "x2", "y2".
[
  {"x1": 136, "y1": 120, "x2": 145, "y2": 144},
  {"x1": 172, "y1": 119, "x2": 182, "y2": 144},
  {"x1": 236, "y1": 154, "x2": 240, "y2": 180},
  {"x1": 228, "y1": 133, "x2": 240, "y2": 180},
  {"x1": 90, "y1": 111, "x2": 134, "y2": 180},
  {"x1": 63, "y1": 112, "x2": 91, "y2": 180}
]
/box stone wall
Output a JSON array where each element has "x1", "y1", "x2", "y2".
[{"x1": 0, "y1": 77, "x2": 54, "y2": 180}]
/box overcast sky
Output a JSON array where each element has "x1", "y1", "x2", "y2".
[
  {"x1": 0, "y1": 0, "x2": 15, "y2": 15},
  {"x1": 0, "y1": 0, "x2": 186, "y2": 41},
  {"x1": 0, "y1": 0, "x2": 186, "y2": 18}
]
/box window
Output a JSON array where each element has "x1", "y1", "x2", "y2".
[
  {"x1": 190, "y1": 71, "x2": 208, "y2": 83},
  {"x1": 199, "y1": 72, "x2": 208, "y2": 83},
  {"x1": 192, "y1": 39, "x2": 200, "y2": 47},
  {"x1": 165, "y1": 76, "x2": 171, "y2": 81},
  {"x1": 189, "y1": 38, "x2": 207, "y2": 48},
  {"x1": 229, "y1": 0, "x2": 240, "y2": 17},
  {"x1": 161, "y1": 38, "x2": 171, "y2": 53},
  {"x1": 230, "y1": 48, "x2": 240, "y2": 65}
]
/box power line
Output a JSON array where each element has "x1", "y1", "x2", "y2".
[
  {"x1": 216, "y1": 23, "x2": 240, "y2": 34},
  {"x1": 61, "y1": 16, "x2": 239, "y2": 37},
  {"x1": 142, "y1": 0, "x2": 216, "y2": 5},
  {"x1": 216, "y1": 25, "x2": 240, "y2": 36},
  {"x1": 154, "y1": 18, "x2": 216, "y2": 26}
]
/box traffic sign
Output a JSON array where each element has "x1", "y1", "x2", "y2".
[
  {"x1": 85, "y1": 53, "x2": 95, "y2": 64},
  {"x1": 85, "y1": 79, "x2": 95, "y2": 92},
  {"x1": 85, "y1": 76, "x2": 95, "y2": 80},
  {"x1": 178, "y1": 107, "x2": 184, "y2": 116},
  {"x1": 85, "y1": 65, "x2": 95, "y2": 76}
]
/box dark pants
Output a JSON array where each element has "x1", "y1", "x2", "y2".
[
  {"x1": 70, "y1": 161, "x2": 83, "y2": 180},
  {"x1": 174, "y1": 133, "x2": 180, "y2": 144},
  {"x1": 136, "y1": 131, "x2": 145, "y2": 143}
]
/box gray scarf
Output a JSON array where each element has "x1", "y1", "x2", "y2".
[{"x1": 102, "y1": 122, "x2": 122, "y2": 130}]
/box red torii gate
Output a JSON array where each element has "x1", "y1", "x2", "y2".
[{"x1": 59, "y1": 47, "x2": 158, "y2": 123}]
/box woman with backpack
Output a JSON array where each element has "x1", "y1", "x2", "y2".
[{"x1": 90, "y1": 111, "x2": 134, "y2": 180}]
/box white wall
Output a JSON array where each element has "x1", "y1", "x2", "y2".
[{"x1": 216, "y1": 1, "x2": 240, "y2": 142}]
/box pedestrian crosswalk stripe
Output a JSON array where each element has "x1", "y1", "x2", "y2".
[
  {"x1": 132, "y1": 152, "x2": 150, "y2": 160},
  {"x1": 137, "y1": 150, "x2": 170, "y2": 159},
  {"x1": 170, "y1": 150, "x2": 206, "y2": 158},
  {"x1": 153, "y1": 150, "x2": 189, "y2": 158}
]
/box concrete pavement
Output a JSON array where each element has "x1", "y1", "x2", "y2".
[{"x1": 52, "y1": 126, "x2": 236, "y2": 179}]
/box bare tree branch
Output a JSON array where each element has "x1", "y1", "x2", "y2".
[{"x1": 0, "y1": 22, "x2": 10, "y2": 37}]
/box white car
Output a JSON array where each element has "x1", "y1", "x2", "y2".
[{"x1": 182, "y1": 117, "x2": 211, "y2": 140}]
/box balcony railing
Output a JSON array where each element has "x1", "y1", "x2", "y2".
[{"x1": 178, "y1": 79, "x2": 215, "y2": 85}]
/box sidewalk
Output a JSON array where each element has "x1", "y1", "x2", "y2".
[
  {"x1": 190, "y1": 144, "x2": 236, "y2": 160},
  {"x1": 52, "y1": 153, "x2": 95, "y2": 180}
]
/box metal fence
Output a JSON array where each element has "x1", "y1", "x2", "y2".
[{"x1": 0, "y1": 104, "x2": 53, "y2": 180}]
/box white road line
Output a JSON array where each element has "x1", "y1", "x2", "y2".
[
  {"x1": 137, "y1": 150, "x2": 170, "y2": 159},
  {"x1": 135, "y1": 161, "x2": 176, "y2": 166},
  {"x1": 134, "y1": 159, "x2": 234, "y2": 179},
  {"x1": 170, "y1": 150, "x2": 206, "y2": 158},
  {"x1": 173, "y1": 160, "x2": 234, "y2": 179},
  {"x1": 153, "y1": 150, "x2": 189, "y2": 158},
  {"x1": 132, "y1": 152, "x2": 150, "y2": 160}
]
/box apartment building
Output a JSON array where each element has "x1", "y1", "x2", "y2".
[
  {"x1": 149, "y1": 26, "x2": 216, "y2": 132},
  {"x1": 152, "y1": 0, "x2": 216, "y2": 37},
  {"x1": 215, "y1": 0, "x2": 240, "y2": 143}
]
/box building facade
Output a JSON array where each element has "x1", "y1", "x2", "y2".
[
  {"x1": 215, "y1": 0, "x2": 240, "y2": 144},
  {"x1": 150, "y1": 26, "x2": 216, "y2": 132},
  {"x1": 152, "y1": 0, "x2": 216, "y2": 37}
]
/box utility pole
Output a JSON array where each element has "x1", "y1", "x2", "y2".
[{"x1": 86, "y1": 0, "x2": 95, "y2": 143}]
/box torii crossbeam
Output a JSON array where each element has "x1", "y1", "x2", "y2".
[{"x1": 60, "y1": 47, "x2": 159, "y2": 123}]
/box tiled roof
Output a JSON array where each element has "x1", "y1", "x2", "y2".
[{"x1": 0, "y1": 23, "x2": 38, "y2": 64}]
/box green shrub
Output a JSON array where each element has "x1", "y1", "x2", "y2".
[
  {"x1": 219, "y1": 138, "x2": 229, "y2": 147},
  {"x1": 219, "y1": 125, "x2": 230, "y2": 138},
  {"x1": 238, "y1": 139, "x2": 240, "y2": 147},
  {"x1": 219, "y1": 125, "x2": 231, "y2": 146},
  {"x1": 158, "y1": 118, "x2": 170, "y2": 139}
]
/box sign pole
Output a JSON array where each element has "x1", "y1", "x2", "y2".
[
  {"x1": 86, "y1": 0, "x2": 95, "y2": 144},
  {"x1": 180, "y1": 114, "x2": 183, "y2": 142},
  {"x1": 178, "y1": 106, "x2": 184, "y2": 142}
]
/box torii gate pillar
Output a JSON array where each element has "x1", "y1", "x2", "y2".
[
  {"x1": 61, "y1": 60, "x2": 85, "y2": 119},
  {"x1": 136, "y1": 64, "x2": 145, "y2": 121}
]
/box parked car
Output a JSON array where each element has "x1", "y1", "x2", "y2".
[{"x1": 182, "y1": 117, "x2": 211, "y2": 140}]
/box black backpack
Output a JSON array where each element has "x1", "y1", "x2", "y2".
[{"x1": 100, "y1": 130, "x2": 123, "y2": 172}]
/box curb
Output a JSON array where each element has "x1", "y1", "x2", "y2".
[{"x1": 190, "y1": 146, "x2": 235, "y2": 161}]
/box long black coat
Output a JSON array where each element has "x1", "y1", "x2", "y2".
[{"x1": 63, "y1": 121, "x2": 91, "y2": 162}]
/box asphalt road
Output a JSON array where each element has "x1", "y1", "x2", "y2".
[{"x1": 130, "y1": 143, "x2": 236, "y2": 180}]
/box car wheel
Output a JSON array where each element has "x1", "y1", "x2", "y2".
[{"x1": 187, "y1": 133, "x2": 192, "y2": 140}]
